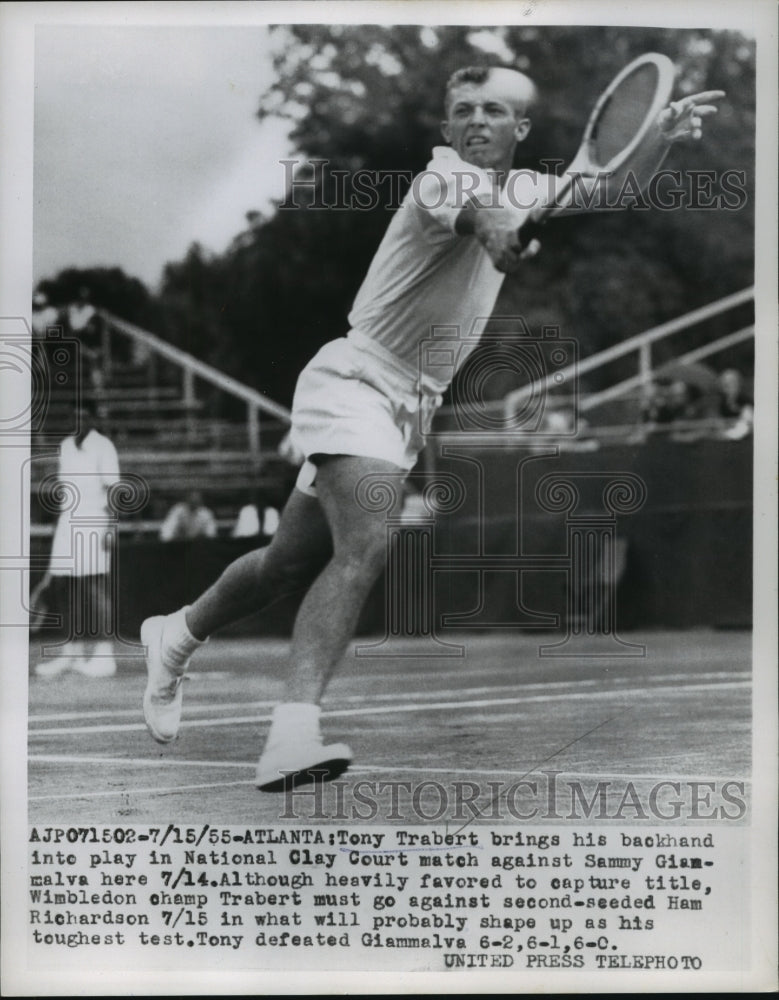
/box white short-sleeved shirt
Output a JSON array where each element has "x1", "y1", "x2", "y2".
[
  {"x1": 347, "y1": 146, "x2": 543, "y2": 391},
  {"x1": 32, "y1": 305, "x2": 59, "y2": 336},
  {"x1": 49, "y1": 429, "x2": 120, "y2": 576},
  {"x1": 291, "y1": 147, "x2": 547, "y2": 488},
  {"x1": 67, "y1": 302, "x2": 96, "y2": 333}
]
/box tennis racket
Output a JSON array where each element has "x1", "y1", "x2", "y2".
[{"x1": 518, "y1": 52, "x2": 677, "y2": 247}]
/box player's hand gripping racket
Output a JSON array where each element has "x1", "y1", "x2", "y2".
[{"x1": 517, "y1": 52, "x2": 722, "y2": 248}]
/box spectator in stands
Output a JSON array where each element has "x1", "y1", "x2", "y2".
[
  {"x1": 159, "y1": 490, "x2": 217, "y2": 541},
  {"x1": 262, "y1": 506, "x2": 281, "y2": 536},
  {"x1": 717, "y1": 368, "x2": 753, "y2": 440},
  {"x1": 31, "y1": 293, "x2": 65, "y2": 393},
  {"x1": 231, "y1": 492, "x2": 280, "y2": 538},
  {"x1": 642, "y1": 377, "x2": 689, "y2": 424},
  {"x1": 34, "y1": 400, "x2": 121, "y2": 678},
  {"x1": 538, "y1": 401, "x2": 599, "y2": 451},
  {"x1": 644, "y1": 376, "x2": 708, "y2": 422},
  {"x1": 668, "y1": 380, "x2": 705, "y2": 422},
  {"x1": 231, "y1": 501, "x2": 261, "y2": 538},
  {"x1": 31, "y1": 291, "x2": 59, "y2": 337},
  {"x1": 67, "y1": 285, "x2": 97, "y2": 336},
  {"x1": 66, "y1": 286, "x2": 103, "y2": 391},
  {"x1": 638, "y1": 377, "x2": 711, "y2": 443}
]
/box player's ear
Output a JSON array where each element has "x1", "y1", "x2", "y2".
[
  {"x1": 514, "y1": 118, "x2": 531, "y2": 142},
  {"x1": 440, "y1": 119, "x2": 452, "y2": 143}
]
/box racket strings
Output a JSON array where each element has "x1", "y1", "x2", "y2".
[{"x1": 590, "y1": 63, "x2": 660, "y2": 167}]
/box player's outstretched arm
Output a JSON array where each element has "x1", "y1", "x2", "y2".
[{"x1": 543, "y1": 88, "x2": 727, "y2": 219}]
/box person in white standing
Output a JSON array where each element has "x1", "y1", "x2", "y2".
[{"x1": 35, "y1": 400, "x2": 120, "y2": 678}]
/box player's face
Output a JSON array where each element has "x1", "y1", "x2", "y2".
[{"x1": 442, "y1": 74, "x2": 531, "y2": 172}]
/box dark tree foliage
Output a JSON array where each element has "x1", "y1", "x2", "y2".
[
  {"x1": 154, "y1": 24, "x2": 754, "y2": 404},
  {"x1": 37, "y1": 266, "x2": 160, "y2": 330}
]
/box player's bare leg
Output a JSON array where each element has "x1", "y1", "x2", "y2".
[
  {"x1": 284, "y1": 455, "x2": 398, "y2": 702},
  {"x1": 142, "y1": 487, "x2": 331, "y2": 743},
  {"x1": 256, "y1": 454, "x2": 401, "y2": 789},
  {"x1": 186, "y1": 488, "x2": 332, "y2": 638}
]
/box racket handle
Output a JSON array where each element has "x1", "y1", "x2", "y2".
[{"x1": 516, "y1": 217, "x2": 546, "y2": 249}]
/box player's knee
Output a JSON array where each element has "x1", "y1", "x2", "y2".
[
  {"x1": 223, "y1": 546, "x2": 319, "y2": 601},
  {"x1": 333, "y1": 535, "x2": 388, "y2": 583},
  {"x1": 261, "y1": 547, "x2": 322, "y2": 595},
  {"x1": 277, "y1": 556, "x2": 321, "y2": 594}
]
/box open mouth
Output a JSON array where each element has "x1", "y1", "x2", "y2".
[{"x1": 466, "y1": 136, "x2": 489, "y2": 147}]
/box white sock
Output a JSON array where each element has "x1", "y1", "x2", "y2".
[
  {"x1": 266, "y1": 703, "x2": 321, "y2": 747},
  {"x1": 162, "y1": 606, "x2": 206, "y2": 670}
]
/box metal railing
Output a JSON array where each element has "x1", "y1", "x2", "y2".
[
  {"x1": 97, "y1": 285, "x2": 753, "y2": 462},
  {"x1": 99, "y1": 310, "x2": 291, "y2": 457},
  {"x1": 580, "y1": 323, "x2": 754, "y2": 413},
  {"x1": 502, "y1": 286, "x2": 754, "y2": 419}
]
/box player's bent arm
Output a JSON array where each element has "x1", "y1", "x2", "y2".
[
  {"x1": 456, "y1": 197, "x2": 540, "y2": 273},
  {"x1": 412, "y1": 163, "x2": 540, "y2": 271}
]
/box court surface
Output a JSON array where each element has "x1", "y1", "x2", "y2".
[{"x1": 28, "y1": 630, "x2": 751, "y2": 825}]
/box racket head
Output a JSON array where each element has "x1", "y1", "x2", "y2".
[
  {"x1": 573, "y1": 52, "x2": 676, "y2": 176},
  {"x1": 518, "y1": 52, "x2": 677, "y2": 236}
]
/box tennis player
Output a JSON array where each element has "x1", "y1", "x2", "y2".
[{"x1": 141, "y1": 66, "x2": 722, "y2": 790}]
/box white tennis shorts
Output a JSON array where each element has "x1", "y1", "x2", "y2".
[{"x1": 291, "y1": 331, "x2": 443, "y2": 496}]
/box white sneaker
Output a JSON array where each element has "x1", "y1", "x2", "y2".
[
  {"x1": 256, "y1": 739, "x2": 352, "y2": 791},
  {"x1": 142, "y1": 616, "x2": 188, "y2": 743}
]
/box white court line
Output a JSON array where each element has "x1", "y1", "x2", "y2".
[
  {"x1": 349, "y1": 765, "x2": 751, "y2": 783},
  {"x1": 30, "y1": 680, "x2": 601, "y2": 722},
  {"x1": 27, "y1": 679, "x2": 603, "y2": 723},
  {"x1": 28, "y1": 679, "x2": 750, "y2": 738},
  {"x1": 28, "y1": 766, "x2": 750, "y2": 803},
  {"x1": 29, "y1": 671, "x2": 749, "y2": 724},
  {"x1": 29, "y1": 752, "x2": 750, "y2": 786},
  {"x1": 29, "y1": 779, "x2": 256, "y2": 802},
  {"x1": 29, "y1": 754, "x2": 256, "y2": 769},
  {"x1": 29, "y1": 700, "x2": 278, "y2": 723}
]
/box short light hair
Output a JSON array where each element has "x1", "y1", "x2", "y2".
[{"x1": 444, "y1": 65, "x2": 538, "y2": 117}]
